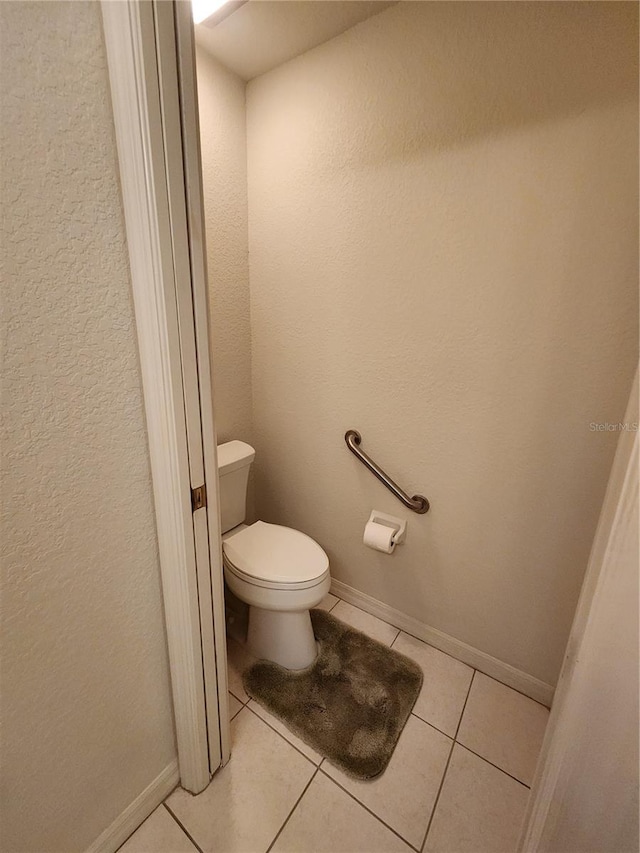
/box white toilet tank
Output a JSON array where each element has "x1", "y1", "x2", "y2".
[{"x1": 217, "y1": 440, "x2": 255, "y2": 534}]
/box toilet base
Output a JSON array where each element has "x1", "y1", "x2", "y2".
[{"x1": 247, "y1": 606, "x2": 318, "y2": 670}]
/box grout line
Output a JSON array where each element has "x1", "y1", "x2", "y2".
[
  {"x1": 318, "y1": 767, "x2": 421, "y2": 853},
  {"x1": 395, "y1": 623, "x2": 550, "y2": 709},
  {"x1": 328, "y1": 593, "x2": 551, "y2": 709},
  {"x1": 228, "y1": 687, "x2": 248, "y2": 706},
  {"x1": 419, "y1": 737, "x2": 456, "y2": 853},
  {"x1": 419, "y1": 671, "x2": 476, "y2": 852},
  {"x1": 114, "y1": 780, "x2": 182, "y2": 852},
  {"x1": 389, "y1": 668, "x2": 533, "y2": 792},
  {"x1": 163, "y1": 802, "x2": 206, "y2": 853},
  {"x1": 376, "y1": 620, "x2": 516, "y2": 699},
  {"x1": 389, "y1": 625, "x2": 467, "y2": 664},
  {"x1": 454, "y1": 742, "x2": 531, "y2": 789},
  {"x1": 327, "y1": 596, "x2": 340, "y2": 613},
  {"x1": 338, "y1": 613, "x2": 401, "y2": 649},
  {"x1": 265, "y1": 768, "x2": 319, "y2": 853},
  {"x1": 453, "y1": 670, "x2": 476, "y2": 741},
  {"x1": 244, "y1": 702, "x2": 320, "y2": 767},
  {"x1": 471, "y1": 670, "x2": 552, "y2": 710},
  {"x1": 114, "y1": 816, "x2": 152, "y2": 852},
  {"x1": 345, "y1": 618, "x2": 467, "y2": 670},
  {"x1": 449, "y1": 671, "x2": 531, "y2": 787},
  {"x1": 409, "y1": 712, "x2": 454, "y2": 743}
]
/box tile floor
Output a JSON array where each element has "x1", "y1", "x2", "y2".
[{"x1": 120, "y1": 593, "x2": 549, "y2": 853}]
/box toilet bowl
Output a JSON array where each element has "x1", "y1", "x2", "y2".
[
  {"x1": 223, "y1": 521, "x2": 330, "y2": 669},
  {"x1": 218, "y1": 441, "x2": 330, "y2": 670}
]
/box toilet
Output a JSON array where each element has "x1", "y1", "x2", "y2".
[{"x1": 218, "y1": 440, "x2": 330, "y2": 670}]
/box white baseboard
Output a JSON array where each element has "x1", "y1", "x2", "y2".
[
  {"x1": 86, "y1": 760, "x2": 180, "y2": 853},
  {"x1": 330, "y1": 579, "x2": 554, "y2": 707}
]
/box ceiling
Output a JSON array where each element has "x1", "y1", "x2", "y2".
[{"x1": 194, "y1": 0, "x2": 396, "y2": 81}]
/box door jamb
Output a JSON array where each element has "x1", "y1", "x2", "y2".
[
  {"x1": 101, "y1": 0, "x2": 227, "y2": 794},
  {"x1": 173, "y1": 0, "x2": 232, "y2": 768}
]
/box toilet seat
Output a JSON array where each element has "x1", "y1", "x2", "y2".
[
  {"x1": 224, "y1": 560, "x2": 329, "y2": 592},
  {"x1": 222, "y1": 520, "x2": 329, "y2": 588}
]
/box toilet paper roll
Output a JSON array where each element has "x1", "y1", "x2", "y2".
[{"x1": 363, "y1": 520, "x2": 396, "y2": 554}]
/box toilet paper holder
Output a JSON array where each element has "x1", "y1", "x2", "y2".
[{"x1": 367, "y1": 510, "x2": 407, "y2": 546}]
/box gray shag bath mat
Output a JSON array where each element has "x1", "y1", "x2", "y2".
[{"x1": 242, "y1": 608, "x2": 423, "y2": 780}]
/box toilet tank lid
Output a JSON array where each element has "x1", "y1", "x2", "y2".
[{"x1": 217, "y1": 440, "x2": 255, "y2": 475}]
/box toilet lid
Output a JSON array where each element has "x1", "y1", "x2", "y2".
[{"x1": 222, "y1": 521, "x2": 329, "y2": 585}]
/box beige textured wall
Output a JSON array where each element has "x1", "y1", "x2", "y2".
[
  {"x1": 246, "y1": 1, "x2": 639, "y2": 687},
  {"x1": 0, "y1": 3, "x2": 176, "y2": 851},
  {"x1": 196, "y1": 46, "x2": 252, "y2": 447}
]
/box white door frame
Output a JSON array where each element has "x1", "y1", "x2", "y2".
[
  {"x1": 101, "y1": 0, "x2": 229, "y2": 794},
  {"x1": 172, "y1": 0, "x2": 233, "y2": 771}
]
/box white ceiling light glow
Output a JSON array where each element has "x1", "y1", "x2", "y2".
[{"x1": 192, "y1": 0, "x2": 232, "y2": 25}]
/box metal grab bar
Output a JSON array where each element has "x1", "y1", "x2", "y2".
[{"x1": 344, "y1": 430, "x2": 430, "y2": 514}]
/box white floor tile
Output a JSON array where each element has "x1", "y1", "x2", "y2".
[
  {"x1": 316, "y1": 592, "x2": 339, "y2": 612},
  {"x1": 331, "y1": 600, "x2": 399, "y2": 646},
  {"x1": 226, "y1": 635, "x2": 256, "y2": 704},
  {"x1": 392, "y1": 633, "x2": 474, "y2": 737},
  {"x1": 166, "y1": 707, "x2": 315, "y2": 853},
  {"x1": 228, "y1": 692, "x2": 243, "y2": 720},
  {"x1": 248, "y1": 700, "x2": 323, "y2": 765},
  {"x1": 323, "y1": 714, "x2": 452, "y2": 848},
  {"x1": 118, "y1": 806, "x2": 196, "y2": 853},
  {"x1": 271, "y1": 772, "x2": 413, "y2": 853},
  {"x1": 456, "y1": 672, "x2": 549, "y2": 785},
  {"x1": 424, "y1": 745, "x2": 529, "y2": 853}
]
